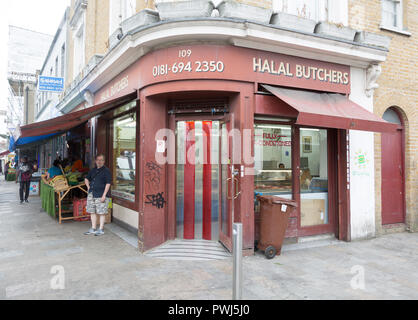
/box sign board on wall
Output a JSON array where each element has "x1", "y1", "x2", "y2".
[
  {"x1": 29, "y1": 181, "x2": 39, "y2": 196},
  {"x1": 95, "y1": 45, "x2": 351, "y2": 105},
  {"x1": 38, "y1": 76, "x2": 64, "y2": 93}
]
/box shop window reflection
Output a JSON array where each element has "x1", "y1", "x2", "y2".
[
  {"x1": 112, "y1": 112, "x2": 136, "y2": 202},
  {"x1": 254, "y1": 124, "x2": 292, "y2": 198},
  {"x1": 300, "y1": 128, "x2": 328, "y2": 227}
]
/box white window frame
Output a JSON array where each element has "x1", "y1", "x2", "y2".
[
  {"x1": 381, "y1": 0, "x2": 404, "y2": 31},
  {"x1": 61, "y1": 44, "x2": 66, "y2": 79},
  {"x1": 71, "y1": 3, "x2": 87, "y2": 78},
  {"x1": 55, "y1": 56, "x2": 59, "y2": 77},
  {"x1": 109, "y1": 0, "x2": 136, "y2": 36},
  {"x1": 272, "y1": 0, "x2": 329, "y2": 23},
  {"x1": 73, "y1": 21, "x2": 85, "y2": 77},
  {"x1": 122, "y1": 0, "x2": 136, "y2": 21}
]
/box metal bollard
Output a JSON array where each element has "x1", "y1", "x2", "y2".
[{"x1": 232, "y1": 223, "x2": 243, "y2": 300}]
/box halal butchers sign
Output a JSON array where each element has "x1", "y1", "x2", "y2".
[
  {"x1": 96, "y1": 45, "x2": 351, "y2": 104},
  {"x1": 252, "y1": 58, "x2": 349, "y2": 86},
  {"x1": 145, "y1": 45, "x2": 351, "y2": 94}
]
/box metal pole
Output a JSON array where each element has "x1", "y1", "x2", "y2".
[{"x1": 233, "y1": 223, "x2": 243, "y2": 300}]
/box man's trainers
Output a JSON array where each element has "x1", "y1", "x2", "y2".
[
  {"x1": 84, "y1": 228, "x2": 96, "y2": 235},
  {"x1": 95, "y1": 229, "x2": 105, "y2": 236}
]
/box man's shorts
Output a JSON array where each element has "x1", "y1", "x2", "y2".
[{"x1": 86, "y1": 193, "x2": 109, "y2": 215}]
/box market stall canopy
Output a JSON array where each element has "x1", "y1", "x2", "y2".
[
  {"x1": 9, "y1": 133, "x2": 59, "y2": 152},
  {"x1": 19, "y1": 92, "x2": 138, "y2": 139},
  {"x1": 261, "y1": 85, "x2": 397, "y2": 133}
]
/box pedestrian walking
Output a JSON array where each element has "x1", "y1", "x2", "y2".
[
  {"x1": 4, "y1": 161, "x2": 9, "y2": 180},
  {"x1": 16, "y1": 157, "x2": 33, "y2": 204},
  {"x1": 84, "y1": 154, "x2": 111, "y2": 236}
]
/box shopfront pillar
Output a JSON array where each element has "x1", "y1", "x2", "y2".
[{"x1": 139, "y1": 93, "x2": 168, "y2": 252}]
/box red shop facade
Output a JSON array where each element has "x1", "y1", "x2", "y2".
[{"x1": 93, "y1": 44, "x2": 395, "y2": 254}]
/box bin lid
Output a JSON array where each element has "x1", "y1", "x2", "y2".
[{"x1": 257, "y1": 195, "x2": 298, "y2": 207}]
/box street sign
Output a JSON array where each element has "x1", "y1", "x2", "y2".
[{"x1": 38, "y1": 76, "x2": 64, "y2": 93}]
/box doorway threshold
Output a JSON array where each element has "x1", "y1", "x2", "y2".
[
  {"x1": 282, "y1": 234, "x2": 342, "y2": 252},
  {"x1": 105, "y1": 223, "x2": 139, "y2": 249},
  {"x1": 145, "y1": 239, "x2": 231, "y2": 261}
]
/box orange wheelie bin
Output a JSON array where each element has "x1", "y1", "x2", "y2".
[{"x1": 256, "y1": 195, "x2": 298, "y2": 259}]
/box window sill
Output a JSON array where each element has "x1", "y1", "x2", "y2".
[
  {"x1": 112, "y1": 196, "x2": 137, "y2": 211},
  {"x1": 379, "y1": 25, "x2": 412, "y2": 36}
]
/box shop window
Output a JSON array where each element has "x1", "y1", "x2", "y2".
[
  {"x1": 299, "y1": 128, "x2": 328, "y2": 227},
  {"x1": 254, "y1": 123, "x2": 292, "y2": 198},
  {"x1": 111, "y1": 111, "x2": 136, "y2": 202}
]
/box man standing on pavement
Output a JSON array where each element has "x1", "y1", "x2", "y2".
[
  {"x1": 16, "y1": 157, "x2": 33, "y2": 204},
  {"x1": 4, "y1": 161, "x2": 9, "y2": 181},
  {"x1": 84, "y1": 154, "x2": 112, "y2": 236}
]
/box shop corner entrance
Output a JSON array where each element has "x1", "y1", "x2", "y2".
[{"x1": 175, "y1": 119, "x2": 234, "y2": 249}]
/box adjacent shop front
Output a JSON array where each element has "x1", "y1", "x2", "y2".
[{"x1": 92, "y1": 43, "x2": 396, "y2": 254}]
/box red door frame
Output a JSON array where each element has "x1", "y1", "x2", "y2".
[
  {"x1": 218, "y1": 114, "x2": 234, "y2": 251},
  {"x1": 173, "y1": 118, "x2": 227, "y2": 241},
  {"x1": 337, "y1": 129, "x2": 351, "y2": 241},
  {"x1": 171, "y1": 115, "x2": 234, "y2": 250},
  {"x1": 381, "y1": 107, "x2": 406, "y2": 225},
  {"x1": 293, "y1": 126, "x2": 338, "y2": 237},
  {"x1": 139, "y1": 79, "x2": 247, "y2": 252},
  {"x1": 254, "y1": 119, "x2": 348, "y2": 240}
]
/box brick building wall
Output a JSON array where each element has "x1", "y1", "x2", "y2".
[
  {"x1": 85, "y1": 0, "x2": 110, "y2": 63},
  {"x1": 349, "y1": 0, "x2": 418, "y2": 233}
]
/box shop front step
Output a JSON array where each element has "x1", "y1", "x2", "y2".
[{"x1": 146, "y1": 239, "x2": 231, "y2": 261}]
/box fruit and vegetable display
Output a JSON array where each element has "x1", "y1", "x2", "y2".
[{"x1": 66, "y1": 171, "x2": 85, "y2": 186}]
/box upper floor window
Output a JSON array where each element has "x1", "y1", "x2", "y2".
[
  {"x1": 273, "y1": 0, "x2": 348, "y2": 26},
  {"x1": 109, "y1": 0, "x2": 137, "y2": 36},
  {"x1": 273, "y1": 0, "x2": 326, "y2": 22},
  {"x1": 70, "y1": 1, "x2": 87, "y2": 77},
  {"x1": 381, "y1": 0, "x2": 403, "y2": 30},
  {"x1": 122, "y1": 0, "x2": 136, "y2": 20},
  {"x1": 61, "y1": 44, "x2": 66, "y2": 78},
  {"x1": 74, "y1": 24, "x2": 85, "y2": 76},
  {"x1": 55, "y1": 57, "x2": 59, "y2": 77}
]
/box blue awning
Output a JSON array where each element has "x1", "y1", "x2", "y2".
[
  {"x1": 8, "y1": 136, "x2": 15, "y2": 152},
  {"x1": 9, "y1": 133, "x2": 59, "y2": 151}
]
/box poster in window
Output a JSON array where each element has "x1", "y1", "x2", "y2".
[{"x1": 302, "y1": 136, "x2": 312, "y2": 153}]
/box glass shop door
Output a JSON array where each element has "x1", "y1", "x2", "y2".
[{"x1": 176, "y1": 120, "x2": 221, "y2": 242}]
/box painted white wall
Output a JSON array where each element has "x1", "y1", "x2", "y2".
[
  {"x1": 113, "y1": 203, "x2": 139, "y2": 230},
  {"x1": 349, "y1": 66, "x2": 376, "y2": 240}
]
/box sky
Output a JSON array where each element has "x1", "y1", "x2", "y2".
[
  {"x1": 0, "y1": 0, "x2": 71, "y2": 113},
  {"x1": 5, "y1": 0, "x2": 71, "y2": 35}
]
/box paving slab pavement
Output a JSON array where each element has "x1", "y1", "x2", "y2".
[{"x1": 0, "y1": 176, "x2": 417, "y2": 300}]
